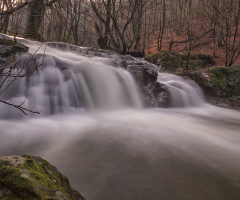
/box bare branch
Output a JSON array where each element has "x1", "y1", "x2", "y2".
[
  {"x1": 0, "y1": 0, "x2": 37, "y2": 15},
  {"x1": 0, "y1": 99, "x2": 40, "y2": 115}
]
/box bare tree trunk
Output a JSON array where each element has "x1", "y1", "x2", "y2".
[
  {"x1": 186, "y1": 0, "x2": 192, "y2": 70},
  {"x1": 158, "y1": 0, "x2": 166, "y2": 51},
  {"x1": 0, "y1": 14, "x2": 10, "y2": 34},
  {"x1": 25, "y1": 0, "x2": 46, "y2": 40}
]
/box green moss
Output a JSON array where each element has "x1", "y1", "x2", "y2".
[
  {"x1": 145, "y1": 51, "x2": 183, "y2": 72},
  {"x1": 207, "y1": 66, "x2": 240, "y2": 97},
  {"x1": 146, "y1": 51, "x2": 160, "y2": 61},
  {"x1": 180, "y1": 66, "x2": 240, "y2": 99},
  {"x1": 0, "y1": 39, "x2": 15, "y2": 46},
  {"x1": 181, "y1": 70, "x2": 212, "y2": 91},
  {"x1": 1, "y1": 45, "x2": 24, "y2": 58},
  {"x1": 0, "y1": 161, "x2": 39, "y2": 199},
  {"x1": 22, "y1": 155, "x2": 72, "y2": 199},
  {"x1": 145, "y1": 51, "x2": 215, "y2": 72},
  {"x1": 0, "y1": 155, "x2": 84, "y2": 200},
  {"x1": 197, "y1": 53, "x2": 214, "y2": 60},
  {"x1": 0, "y1": 39, "x2": 29, "y2": 58}
]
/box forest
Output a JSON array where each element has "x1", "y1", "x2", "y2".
[{"x1": 1, "y1": 0, "x2": 240, "y2": 66}]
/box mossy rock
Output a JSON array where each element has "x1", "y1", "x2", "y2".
[
  {"x1": 206, "y1": 66, "x2": 240, "y2": 97},
  {"x1": 0, "y1": 155, "x2": 85, "y2": 200},
  {"x1": 0, "y1": 39, "x2": 28, "y2": 58},
  {"x1": 145, "y1": 51, "x2": 215, "y2": 72},
  {"x1": 179, "y1": 66, "x2": 240, "y2": 107},
  {"x1": 0, "y1": 39, "x2": 16, "y2": 46},
  {"x1": 180, "y1": 66, "x2": 240, "y2": 97},
  {"x1": 0, "y1": 38, "x2": 29, "y2": 70},
  {"x1": 179, "y1": 70, "x2": 209, "y2": 92},
  {"x1": 145, "y1": 51, "x2": 182, "y2": 72}
]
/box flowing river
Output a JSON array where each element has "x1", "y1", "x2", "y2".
[{"x1": 0, "y1": 34, "x2": 240, "y2": 200}]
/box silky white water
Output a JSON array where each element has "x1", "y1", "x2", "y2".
[
  {"x1": 158, "y1": 73, "x2": 206, "y2": 107},
  {"x1": 0, "y1": 107, "x2": 240, "y2": 200},
  {"x1": 0, "y1": 34, "x2": 240, "y2": 200},
  {"x1": 0, "y1": 35, "x2": 143, "y2": 118}
]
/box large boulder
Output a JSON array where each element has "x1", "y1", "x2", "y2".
[
  {"x1": 0, "y1": 155, "x2": 85, "y2": 200},
  {"x1": 125, "y1": 61, "x2": 170, "y2": 107}
]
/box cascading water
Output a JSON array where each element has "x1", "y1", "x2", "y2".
[
  {"x1": 0, "y1": 34, "x2": 240, "y2": 200},
  {"x1": 0, "y1": 35, "x2": 142, "y2": 118},
  {"x1": 158, "y1": 73, "x2": 206, "y2": 107}
]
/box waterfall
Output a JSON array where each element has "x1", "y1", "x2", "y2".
[
  {"x1": 0, "y1": 35, "x2": 143, "y2": 118},
  {"x1": 158, "y1": 73, "x2": 206, "y2": 107},
  {"x1": 1, "y1": 34, "x2": 240, "y2": 200},
  {"x1": 0, "y1": 34, "x2": 208, "y2": 118}
]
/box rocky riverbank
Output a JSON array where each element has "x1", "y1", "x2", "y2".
[
  {"x1": 181, "y1": 66, "x2": 240, "y2": 108},
  {"x1": 145, "y1": 50, "x2": 240, "y2": 108}
]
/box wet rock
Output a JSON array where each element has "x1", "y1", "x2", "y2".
[
  {"x1": 46, "y1": 42, "x2": 171, "y2": 108},
  {"x1": 0, "y1": 155, "x2": 85, "y2": 200},
  {"x1": 0, "y1": 37, "x2": 28, "y2": 69},
  {"x1": 154, "y1": 82, "x2": 170, "y2": 107},
  {"x1": 46, "y1": 42, "x2": 135, "y2": 61},
  {"x1": 126, "y1": 61, "x2": 170, "y2": 107}
]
